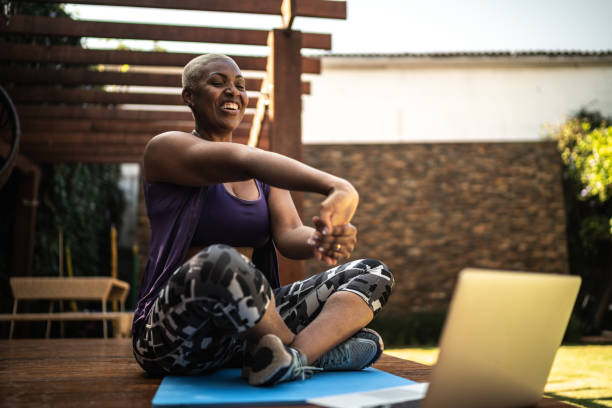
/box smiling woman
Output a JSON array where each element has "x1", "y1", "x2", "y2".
[
  {"x1": 131, "y1": 54, "x2": 395, "y2": 386},
  {"x1": 181, "y1": 54, "x2": 247, "y2": 137}
]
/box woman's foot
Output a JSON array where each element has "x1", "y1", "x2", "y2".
[
  {"x1": 314, "y1": 328, "x2": 384, "y2": 371},
  {"x1": 248, "y1": 334, "x2": 320, "y2": 386}
]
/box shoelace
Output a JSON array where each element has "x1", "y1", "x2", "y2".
[
  {"x1": 291, "y1": 363, "x2": 323, "y2": 381},
  {"x1": 289, "y1": 348, "x2": 323, "y2": 381}
]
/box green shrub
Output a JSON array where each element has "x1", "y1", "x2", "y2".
[
  {"x1": 550, "y1": 109, "x2": 612, "y2": 334},
  {"x1": 368, "y1": 311, "x2": 447, "y2": 347},
  {"x1": 369, "y1": 310, "x2": 583, "y2": 346}
]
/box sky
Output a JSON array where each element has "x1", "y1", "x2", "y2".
[{"x1": 64, "y1": 0, "x2": 612, "y2": 56}]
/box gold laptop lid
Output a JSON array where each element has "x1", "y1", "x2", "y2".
[{"x1": 422, "y1": 268, "x2": 581, "y2": 408}]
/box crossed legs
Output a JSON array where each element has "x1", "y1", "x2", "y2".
[
  {"x1": 249, "y1": 291, "x2": 373, "y2": 364},
  {"x1": 133, "y1": 245, "x2": 393, "y2": 375}
]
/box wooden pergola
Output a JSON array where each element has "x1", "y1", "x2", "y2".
[{"x1": 0, "y1": 0, "x2": 346, "y2": 283}]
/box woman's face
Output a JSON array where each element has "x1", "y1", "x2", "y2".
[{"x1": 186, "y1": 58, "x2": 248, "y2": 133}]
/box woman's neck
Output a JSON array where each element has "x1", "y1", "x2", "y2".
[{"x1": 192, "y1": 124, "x2": 232, "y2": 142}]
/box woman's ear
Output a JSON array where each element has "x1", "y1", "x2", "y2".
[{"x1": 182, "y1": 88, "x2": 193, "y2": 107}]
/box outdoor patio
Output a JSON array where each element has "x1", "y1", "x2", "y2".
[
  {"x1": 1, "y1": 2, "x2": 611, "y2": 408},
  {"x1": 0, "y1": 338, "x2": 573, "y2": 407}
]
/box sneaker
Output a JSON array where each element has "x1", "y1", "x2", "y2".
[
  {"x1": 248, "y1": 334, "x2": 321, "y2": 386},
  {"x1": 315, "y1": 328, "x2": 384, "y2": 371}
]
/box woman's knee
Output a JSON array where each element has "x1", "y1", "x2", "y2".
[
  {"x1": 356, "y1": 258, "x2": 394, "y2": 288},
  {"x1": 191, "y1": 244, "x2": 254, "y2": 284},
  {"x1": 341, "y1": 258, "x2": 394, "y2": 314},
  {"x1": 192, "y1": 245, "x2": 271, "y2": 307}
]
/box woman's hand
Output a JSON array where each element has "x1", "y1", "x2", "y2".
[
  {"x1": 318, "y1": 180, "x2": 359, "y2": 235},
  {"x1": 309, "y1": 217, "x2": 358, "y2": 266}
]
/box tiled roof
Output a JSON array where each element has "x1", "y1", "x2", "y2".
[{"x1": 316, "y1": 50, "x2": 612, "y2": 58}]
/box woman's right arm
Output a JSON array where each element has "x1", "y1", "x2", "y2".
[{"x1": 144, "y1": 131, "x2": 359, "y2": 229}]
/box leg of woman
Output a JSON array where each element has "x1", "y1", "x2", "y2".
[
  {"x1": 244, "y1": 296, "x2": 296, "y2": 345},
  {"x1": 133, "y1": 244, "x2": 274, "y2": 375},
  {"x1": 291, "y1": 291, "x2": 373, "y2": 364},
  {"x1": 245, "y1": 258, "x2": 393, "y2": 386},
  {"x1": 277, "y1": 258, "x2": 394, "y2": 364}
]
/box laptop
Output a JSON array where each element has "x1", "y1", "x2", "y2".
[{"x1": 309, "y1": 268, "x2": 581, "y2": 408}]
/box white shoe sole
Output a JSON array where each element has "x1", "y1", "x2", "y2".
[{"x1": 248, "y1": 334, "x2": 292, "y2": 386}]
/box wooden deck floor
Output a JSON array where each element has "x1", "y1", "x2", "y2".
[{"x1": 0, "y1": 339, "x2": 572, "y2": 407}]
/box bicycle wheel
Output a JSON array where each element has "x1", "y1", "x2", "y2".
[{"x1": 0, "y1": 86, "x2": 20, "y2": 189}]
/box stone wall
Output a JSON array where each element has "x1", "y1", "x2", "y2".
[{"x1": 302, "y1": 142, "x2": 569, "y2": 314}]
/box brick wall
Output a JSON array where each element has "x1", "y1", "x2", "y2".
[
  {"x1": 135, "y1": 141, "x2": 569, "y2": 314},
  {"x1": 302, "y1": 142, "x2": 569, "y2": 314}
]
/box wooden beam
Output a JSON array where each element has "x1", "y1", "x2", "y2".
[
  {"x1": 281, "y1": 0, "x2": 296, "y2": 30},
  {"x1": 17, "y1": 105, "x2": 194, "y2": 121},
  {"x1": 267, "y1": 29, "x2": 304, "y2": 284},
  {"x1": 25, "y1": 152, "x2": 144, "y2": 163},
  {"x1": 2, "y1": 66, "x2": 182, "y2": 88},
  {"x1": 21, "y1": 121, "x2": 256, "y2": 139},
  {"x1": 19, "y1": 125, "x2": 262, "y2": 145},
  {"x1": 21, "y1": 118, "x2": 251, "y2": 133},
  {"x1": 17, "y1": 107, "x2": 258, "y2": 133},
  {"x1": 21, "y1": 134, "x2": 152, "y2": 146},
  {"x1": 21, "y1": 136, "x2": 270, "y2": 163},
  {"x1": 23, "y1": 150, "x2": 146, "y2": 163},
  {"x1": 1, "y1": 67, "x2": 311, "y2": 94},
  {"x1": 1, "y1": 15, "x2": 332, "y2": 49},
  {"x1": 27, "y1": 0, "x2": 347, "y2": 19},
  {"x1": 0, "y1": 42, "x2": 321, "y2": 74},
  {"x1": 10, "y1": 87, "x2": 185, "y2": 106},
  {"x1": 248, "y1": 76, "x2": 270, "y2": 147},
  {"x1": 20, "y1": 136, "x2": 263, "y2": 157},
  {"x1": 21, "y1": 144, "x2": 148, "y2": 156},
  {"x1": 8, "y1": 87, "x2": 259, "y2": 108},
  {"x1": 268, "y1": 30, "x2": 303, "y2": 169}
]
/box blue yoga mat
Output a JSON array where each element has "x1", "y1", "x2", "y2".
[{"x1": 152, "y1": 367, "x2": 415, "y2": 407}]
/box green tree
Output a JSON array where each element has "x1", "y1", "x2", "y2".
[{"x1": 552, "y1": 110, "x2": 612, "y2": 334}]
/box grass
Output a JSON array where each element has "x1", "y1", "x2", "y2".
[{"x1": 385, "y1": 344, "x2": 612, "y2": 408}]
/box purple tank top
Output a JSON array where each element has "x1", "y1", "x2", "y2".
[
  {"x1": 132, "y1": 179, "x2": 279, "y2": 335},
  {"x1": 191, "y1": 180, "x2": 270, "y2": 248}
]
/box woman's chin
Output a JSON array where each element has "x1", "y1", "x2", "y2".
[{"x1": 224, "y1": 119, "x2": 244, "y2": 132}]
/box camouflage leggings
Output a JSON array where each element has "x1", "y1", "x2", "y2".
[{"x1": 132, "y1": 244, "x2": 394, "y2": 375}]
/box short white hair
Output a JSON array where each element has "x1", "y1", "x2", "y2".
[{"x1": 182, "y1": 54, "x2": 234, "y2": 90}]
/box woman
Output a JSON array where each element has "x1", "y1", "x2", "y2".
[{"x1": 132, "y1": 54, "x2": 394, "y2": 386}]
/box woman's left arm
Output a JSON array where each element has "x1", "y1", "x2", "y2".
[{"x1": 268, "y1": 187, "x2": 357, "y2": 265}]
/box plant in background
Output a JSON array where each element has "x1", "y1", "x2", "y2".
[
  {"x1": 551, "y1": 109, "x2": 612, "y2": 335},
  {"x1": 33, "y1": 164, "x2": 125, "y2": 278},
  {"x1": 558, "y1": 117, "x2": 612, "y2": 205}
]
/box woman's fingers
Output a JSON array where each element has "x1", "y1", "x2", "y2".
[
  {"x1": 312, "y1": 224, "x2": 357, "y2": 247},
  {"x1": 314, "y1": 236, "x2": 356, "y2": 252},
  {"x1": 313, "y1": 236, "x2": 357, "y2": 262},
  {"x1": 311, "y1": 216, "x2": 358, "y2": 265}
]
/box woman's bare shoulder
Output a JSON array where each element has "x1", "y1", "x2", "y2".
[
  {"x1": 148, "y1": 130, "x2": 201, "y2": 147},
  {"x1": 145, "y1": 131, "x2": 212, "y2": 159},
  {"x1": 143, "y1": 131, "x2": 244, "y2": 185}
]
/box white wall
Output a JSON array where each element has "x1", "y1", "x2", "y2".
[{"x1": 302, "y1": 57, "x2": 612, "y2": 144}]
